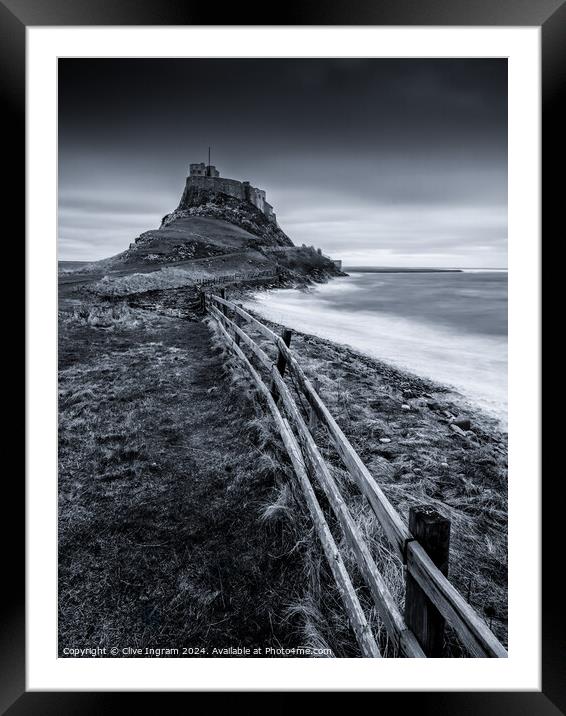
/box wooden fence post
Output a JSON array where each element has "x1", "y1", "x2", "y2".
[
  {"x1": 309, "y1": 377, "x2": 321, "y2": 432},
  {"x1": 404, "y1": 506, "x2": 451, "y2": 656},
  {"x1": 200, "y1": 291, "x2": 206, "y2": 314},
  {"x1": 220, "y1": 288, "x2": 227, "y2": 316},
  {"x1": 270, "y1": 328, "x2": 292, "y2": 402},
  {"x1": 234, "y1": 304, "x2": 243, "y2": 346}
]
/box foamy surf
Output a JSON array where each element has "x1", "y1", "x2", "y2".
[{"x1": 244, "y1": 275, "x2": 507, "y2": 429}]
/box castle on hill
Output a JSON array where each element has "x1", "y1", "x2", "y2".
[{"x1": 181, "y1": 160, "x2": 277, "y2": 225}]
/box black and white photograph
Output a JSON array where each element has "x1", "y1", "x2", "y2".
[
  {"x1": 3, "y1": 0, "x2": 557, "y2": 702},
  {"x1": 56, "y1": 57, "x2": 510, "y2": 660}
]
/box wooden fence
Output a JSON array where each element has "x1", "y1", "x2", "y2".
[
  {"x1": 204, "y1": 291, "x2": 508, "y2": 659},
  {"x1": 194, "y1": 268, "x2": 277, "y2": 288}
]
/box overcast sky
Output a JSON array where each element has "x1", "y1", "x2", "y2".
[{"x1": 59, "y1": 58, "x2": 507, "y2": 267}]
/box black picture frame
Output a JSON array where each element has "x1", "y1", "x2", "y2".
[{"x1": 8, "y1": 0, "x2": 560, "y2": 710}]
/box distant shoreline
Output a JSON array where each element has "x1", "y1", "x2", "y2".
[
  {"x1": 342, "y1": 267, "x2": 508, "y2": 273},
  {"x1": 343, "y1": 267, "x2": 462, "y2": 273}
]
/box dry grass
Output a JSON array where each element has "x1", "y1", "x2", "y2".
[
  {"x1": 58, "y1": 298, "x2": 333, "y2": 657},
  {"x1": 60, "y1": 302, "x2": 144, "y2": 329},
  {"x1": 90, "y1": 267, "x2": 202, "y2": 297}
]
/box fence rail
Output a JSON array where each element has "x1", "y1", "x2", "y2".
[{"x1": 205, "y1": 292, "x2": 508, "y2": 659}]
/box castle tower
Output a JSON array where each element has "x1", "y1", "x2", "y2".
[
  {"x1": 189, "y1": 150, "x2": 219, "y2": 178},
  {"x1": 189, "y1": 162, "x2": 207, "y2": 176}
]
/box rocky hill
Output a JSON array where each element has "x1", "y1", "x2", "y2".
[
  {"x1": 172, "y1": 187, "x2": 293, "y2": 247},
  {"x1": 105, "y1": 188, "x2": 294, "y2": 270},
  {"x1": 72, "y1": 174, "x2": 343, "y2": 288}
]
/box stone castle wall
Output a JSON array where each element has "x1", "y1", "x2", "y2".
[{"x1": 179, "y1": 175, "x2": 277, "y2": 224}]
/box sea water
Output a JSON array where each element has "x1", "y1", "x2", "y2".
[{"x1": 244, "y1": 270, "x2": 508, "y2": 429}]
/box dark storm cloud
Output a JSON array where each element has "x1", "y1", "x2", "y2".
[{"x1": 58, "y1": 58, "x2": 507, "y2": 266}]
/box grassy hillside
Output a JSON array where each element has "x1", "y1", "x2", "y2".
[
  {"x1": 119, "y1": 216, "x2": 273, "y2": 265},
  {"x1": 58, "y1": 215, "x2": 281, "y2": 294}
]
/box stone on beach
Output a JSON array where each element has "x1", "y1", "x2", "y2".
[{"x1": 453, "y1": 416, "x2": 471, "y2": 430}]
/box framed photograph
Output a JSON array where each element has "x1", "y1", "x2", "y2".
[{"x1": 11, "y1": 0, "x2": 559, "y2": 709}]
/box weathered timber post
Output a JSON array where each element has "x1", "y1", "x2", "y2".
[
  {"x1": 308, "y1": 377, "x2": 321, "y2": 432},
  {"x1": 404, "y1": 506, "x2": 451, "y2": 656},
  {"x1": 234, "y1": 304, "x2": 243, "y2": 347},
  {"x1": 220, "y1": 287, "x2": 227, "y2": 317},
  {"x1": 270, "y1": 328, "x2": 292, "y2": 402},
  {"x1": 199, "y1": 291, "x2": 206, "y2": 314}
]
